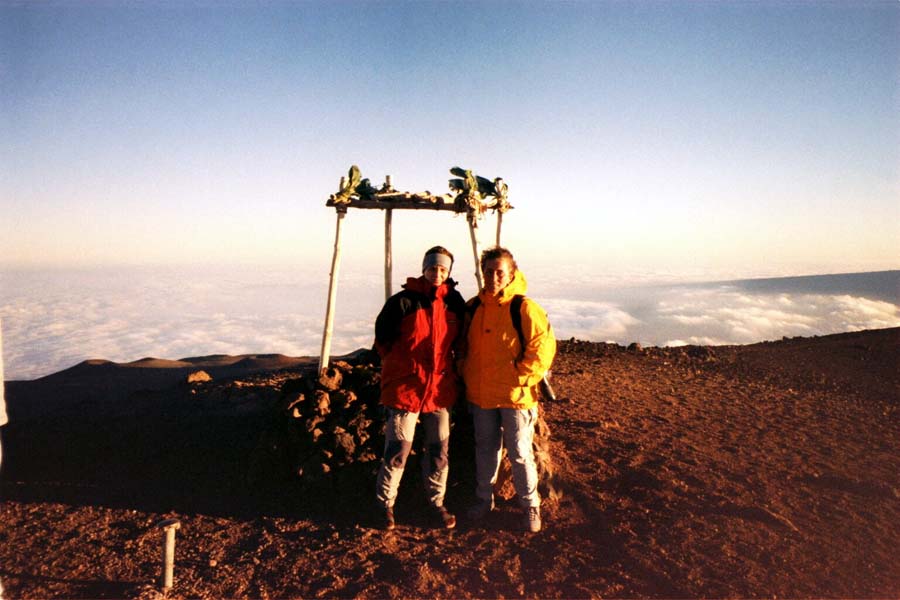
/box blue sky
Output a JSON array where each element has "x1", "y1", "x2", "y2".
[{"x1": 2, "y1": 1, "x2": 898, "y2": 278}]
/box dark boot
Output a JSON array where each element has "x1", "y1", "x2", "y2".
[
  {"x1": 382, "y1": 506, "x2": 396, "y2": 531},
  {"x1": 432, "y1": 505, "x2": 456, "y2": 530}
]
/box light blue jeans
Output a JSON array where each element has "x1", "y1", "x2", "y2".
[
  {"x1": 376, "y1": 407, "x2": 450, "y2": 509},
  {"x1": 469, "y1": 403, "x2": 540, "y2": 508}
]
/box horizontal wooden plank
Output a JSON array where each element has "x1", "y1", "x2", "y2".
[
  {"x1": 326, "y1": 198, "x2": 465, "y2": 212},
  {"x1": 326, "y1": 195, "x2": 511, "y2": 213}
]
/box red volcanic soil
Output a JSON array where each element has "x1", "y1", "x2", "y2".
[{"x1": 1, "y1": 329, "x2": 898, "y2": 599}]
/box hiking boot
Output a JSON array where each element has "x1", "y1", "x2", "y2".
[
  {"x1": 467, "y1": 498, "x2": 495, "y2": 521},
  {"x1": 526, "y1": 506, "x2": 542, "y2": 533},
  {"x1": 432, "y1": 505, "x2": 457, "y2": 530},
  {"x1": 381, "y1": 506, "x2": 395, "y2": 531}
]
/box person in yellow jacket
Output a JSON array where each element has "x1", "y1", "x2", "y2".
[{"x1": 461, "y1": 247, "x2": 556, "y2": 533}]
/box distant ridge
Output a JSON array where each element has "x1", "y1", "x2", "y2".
[
  {"x1": 38, "y1": 353, "x2": 319, "y2": 383},
  {"x1": 125, "y1": 358, "x2": 196, "y2": 369},
  {"x1": 715, "y1": 270, "x2": 899, "y2": 304},
  {"x1": 8, "y1": 352, "x2": 323, "y2": 420}
]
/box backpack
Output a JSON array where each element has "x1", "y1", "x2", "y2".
[{"x1": 467, "y1": 294, "x2": 557, "y2": 401}]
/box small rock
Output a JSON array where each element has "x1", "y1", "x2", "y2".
[
  {"x1": 283, "y1": 392, "x2": 306, "y2": 414},
  {"x1": 318, "y1": 367, "x2": 343, "y2": 391},
  {"x1": 358, "y1": 450, "x2": 378, "y2": 462},
  {"x1": 305, "y1": 415, "x2": 325, "y2": 433},
  {"x1": 315, "y1": 390, "x2": 331, "y2": 416},
  {"x1": 332, "y1": 429, "x2": 356, "y2": 459},
  {"x1": 187, "y1": 370, "x2": 212, "y2": 384}
]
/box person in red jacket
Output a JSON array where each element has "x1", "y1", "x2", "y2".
[{"x1": 374, "y1": 246, "x2": 466, "y2": 530}]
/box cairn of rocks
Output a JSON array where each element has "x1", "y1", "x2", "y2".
[
  {"x1": 274, "y1": 360, "x2": 384, "y2": 480},
  {"x1": 248, "y1": 352, "x2": 558, "y2": 504}
]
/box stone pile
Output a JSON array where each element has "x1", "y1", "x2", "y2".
[
  {"x1": 248, "y1": 353, "x2": 558, "y2": 503},
  {"x1": 276, "y1": 359, "x2": 384, "y2": 479}
]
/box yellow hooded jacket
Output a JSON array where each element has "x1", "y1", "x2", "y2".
[{"x1": 461, "y1": 271, "x2": 556, "y2": 410}]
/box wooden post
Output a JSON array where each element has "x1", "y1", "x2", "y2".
[
  {"x1": 495, "y1": 211, "x2": 503, "y2": 247},
  {"x1": 384, "y1": 175, "x2": 393, "y2": 301},
  {"x1": 319, "y1": 208, "x2": 347, "y2": 373},
  {"x1": 467, "y1": 211, "x2": 483, "y2": 290},
  {"x1": 384, "y1": 208, "x2": 393, "y2": 301}
]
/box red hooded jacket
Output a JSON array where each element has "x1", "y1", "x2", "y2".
[{"x1": 374, "y1": 276, "x2": 466, "y2": 413}]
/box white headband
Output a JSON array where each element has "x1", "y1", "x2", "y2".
[{"x1": 423, "y1": 253, "x2": 453, "y2": 272}]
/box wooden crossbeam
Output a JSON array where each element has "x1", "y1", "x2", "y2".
[
  {"x1": 325, "y1": 195, "x2": 510, "y2": 214},
  {"x1": 326, "y1": 196, "x2": 465, "y2": 212}
]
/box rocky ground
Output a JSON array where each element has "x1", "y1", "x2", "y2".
[{"x1": 1, "y1": 327, "x2": 898, "y2": 599}]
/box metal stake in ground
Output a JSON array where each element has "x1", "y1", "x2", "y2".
[{"x1": 156, "y1": 519, "x2": 181, "y2": 591}]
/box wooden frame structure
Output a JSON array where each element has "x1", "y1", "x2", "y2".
[{"x1": 318, "y1": 166, "x2": 512, "y2": 372}]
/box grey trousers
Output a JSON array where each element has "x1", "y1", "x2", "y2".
[
  {"x1": 470, "y1": 403, "x2": 541, "y2": 508},
  {"x1": 375, "y1": 407, "x2": 450, "y2": 509}
]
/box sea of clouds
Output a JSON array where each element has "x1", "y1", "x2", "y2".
[
  {"x1": 1, "y1": 267, "x2": 897, "y2": 380},
  {"x1": 543, "y1": 287, "x2": 899, "y2": 348}
]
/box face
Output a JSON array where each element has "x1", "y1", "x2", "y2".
[
  {"x1": 483, "y1": 257, "x2": 514, "y2": 295},
  {"x1": 423, "y1": 265, "x2": 450, "y2": 287}
]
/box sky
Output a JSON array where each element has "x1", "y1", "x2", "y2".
[{"x1": 1, "y1": 0, "x2": 898, "y2": 280}]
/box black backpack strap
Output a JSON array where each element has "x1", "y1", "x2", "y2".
[
  {"x1": 511, "y1": 294, "x2": 526, "y2": 357},
  {"x1": 463, "y1": 297, "x2": 481, "y2": 342},
  {"x1": 511, "y1": 294, "x2": 556, "y2": 401}
]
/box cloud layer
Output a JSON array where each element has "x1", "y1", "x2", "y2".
[
  {"x1": 2, "y1": 268, "x2": 897, "y2": 380},
  {"x1": 544, "y1": 285, "x2": 899, "y2": 349}
]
